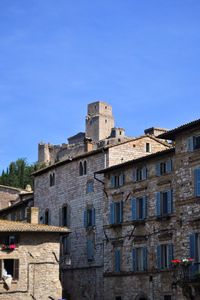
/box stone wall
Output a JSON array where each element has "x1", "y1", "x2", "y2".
[{"x1": 0, "y1": 233, "x2": 62, "y2": 300}]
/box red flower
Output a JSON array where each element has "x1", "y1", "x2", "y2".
[{"x1": 171, "y1": 259, "x2": 181, "y2": 263}]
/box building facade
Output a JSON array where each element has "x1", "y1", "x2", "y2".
[
  {"x1": 0, "y1": 207, "x2": 70, "y2": 300},
  {"x1": 33, "y1": 101, "x2": 169, "y2": 299},
  {"x1": 96, "y1": 119, "x2": 200, "y2": 300}
]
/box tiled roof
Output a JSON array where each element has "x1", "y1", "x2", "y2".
[
  {"x1": 0, "y1": 220, "x2": 70, "y2": 233},
  {"x1": 158, "y1": 118, "x2": 200, "y2": 140},
  {"x1": 96, "y1": 148, "x2": 175, "y2": 174}
]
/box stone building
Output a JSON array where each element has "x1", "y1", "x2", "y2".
[
  {"x1": 33, "y1": 101, "x2": 169, "y2": 299},
  {"x1": 96, "y1": 118, "x2": 200, "y2": 300},
  {"x1": 0, "y1": 207, "x2": 70, "y2": 300},
  {"x1": 0, "y1": 185, "x2": 32, "y2": 210}
]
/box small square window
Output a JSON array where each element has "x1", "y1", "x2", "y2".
[{"x1": 146, "y1": 143, "x2": 151, "y2": 153}]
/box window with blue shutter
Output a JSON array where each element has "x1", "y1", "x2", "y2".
[
  {"x1": 111, "y1": 176, "x2": 115, "y2": 188},
  {"x1": 110, "y1": 201, "x2": 123, "y2": 225},
  {"x1": 156, "y1": 190, "x2": 173, "y2": 217},
  {"x1": 166, "y1": 159, "x2": 172, "y2": 173},
  {"x1": 156, "y1": 192, "x2": 161, "y2": 216},
  {"x1": 157, "y1": 245, "x2": 161, "y2": 269},
  {"x1": 87, "y1": 239, "x2": 94, "y2": 261},
  {"x1": 84, "y1": 208, "x2": 95, "y2": 228},
  {"x1": 132, "y1": 249, "x2": 137, "y2": 272},
  {"x1": 194, "y1": 168, "x2": 200, "y2": 197},
  {"x1": 142, "y1": 167, "x2": 147, "y2": 180},
  {"x1": 119, "y1": 174, "x2": 125, "y2": 186},
  {"x1": 132, "y1": 247, "x2": 148, "y2": 272},
  {"x1": 132, "y1": 197, "x2": 147, "y2": 221},
  {"x1": 143, "y1": 196, "x2": 147, "y2": 219},
  {"x1": 187, "y1": 136, "x2": 194, "y2": 152},
  {"x1": 167, "y1": 244, "x2": 173, "y2": 267},
  {"x1": 143, "y1": 247, "x2": 148, "y2": 271},
  {"x1": 189, "y1": 233, "x2": 199, "y2": 274},
  {"x1": 114, "y1": 249, "x2": 121, "y2": 272},
  {"x1": 167, "y1": 190, "x2": 173, "y2": 214},
  {"x1": 133, "y1": 168, "x2": 136, "y2": 182},
  {"x1": 132, "y1": 198, "x2": 137, "y2": 221},
  {"x1": 157, "y1": 244, "x2": 173, "y2": 269},
  {"x1": 156, "y1": 163, "x2": 161, "y2": 176},
  {"x1": 194, "y1": 136, "x2": 200, "y2": 150}
]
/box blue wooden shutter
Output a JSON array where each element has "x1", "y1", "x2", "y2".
[
  {"x1": 156, "y1": 163, "x2": 161, "y2": 176},
  {"x1": 115, "y1": 249, "x2": 121, "y2": 272},
  {"x1": 110, "y1": 203, "x2": 114, "y2": 224},
  {"x1": 111, "y1": 176, "x2": 115, "y2": 188},
  {"x1": 132, "y1": 198, "x2": 137, "y2": 220},
  {"x1": 142, "y1": 196, "x2": 147, "y2": 219},
  {"x1": 194, "y1": 168, "x2": 200, "y2": 197},
  {"x1": 87, "y1": 239, "x2": 94, "y2": 261},
  {"x1": 143, "y1": 247, "x2": 148, "y2": 271},
  {"x1": 119, "y1": 201, "x2": 123, "y2": 223},
  {"x1": 157, "y1": 245, "x2": 162, "y2": 269},
  {"x1": 133, "y1": 168, "x2": 136, "y2": 182},
  {"x1": 84, "y1": 210, "x2": 87, "y2": 228},
  {"x1": 190, "y1": 234, "x2": 198, "y2": 274},
  {"x1": 92, "y1": 208, "x2": 95, "y2": 226},
  {"x1": 156, "y1": 192, "x2": 161, "y2": 216},
  {"x1": 166, "y1": 159, "x2": 172, "y2": 173},
  {"x1": 132, "y1": 249, "x2": 137, "y2": 272},
  {"x1": 187, "y1": 136, "x2": 194, "y2": 152},
  {"x1": 167, "y1": 190, "x2": 173, "y2": 214},
  {"x1": 142, "y1": 166, "x2": 147, "y2": 180},
  {"x1": 167, "y1": 244, "x2": 173, "y2": 267},
  {"x1": 119, "y1": 174, "x2": 125, "y2": 186}
]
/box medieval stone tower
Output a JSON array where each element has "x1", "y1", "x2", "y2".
[{"x1": 85, "y1": 101, "x2": 115, "y2": 142}]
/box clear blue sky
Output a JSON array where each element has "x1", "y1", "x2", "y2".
[{"x1": 1, "y1": 0, "x2": 200, "y2": 172}]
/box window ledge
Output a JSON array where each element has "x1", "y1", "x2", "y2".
[
  {"x1": 131, "y1": 220, "x2": 146, "y2": 226},
  {"x1": 85, "y1": 226, "x2": 96, "y2": 231},
  {"x1": 156, "y1": 215, "x2": 172, "y2": 221}
]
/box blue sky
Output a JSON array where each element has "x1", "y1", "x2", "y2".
[{"x1": 1, "y1": 0, "x2": 200, "y2": 172}]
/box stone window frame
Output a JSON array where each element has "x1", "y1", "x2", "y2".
[
  {"x1": 0, "y1": 259, "x2": 19, "y2": 281},
  {"x1": 133, "y1": 166, "x2": 147, "y2": 182},
  {"x1": 132, "y1": 245, "x2": 148, "y2": 272},
  {"x1": 156, "y1": 243, "x2": 173, "y2": 270},
  {"x1": 79, "y1": 160, "x2": 87, "y2": 176},
  {"x1": 49, "y1": 172, "x2": 55, "y2": 187}
]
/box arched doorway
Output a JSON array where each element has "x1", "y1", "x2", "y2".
[{"x1": 135, "y1": 293, "x2": 148, "y2": 300}]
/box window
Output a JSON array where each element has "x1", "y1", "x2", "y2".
[
  {"x1": 62, "y1": 205, "x2": 68, "y2": 227},
  {"x1": 164, "y1": 296, "x2": 172, "y2": 300},
  {"x1": 116, "y1": 297, "x2": 122, "y2": 300},
  {"x1": 189, "y1": 233, "x2": 200, "y2": 274},
  {"x1": 146, "y1": 143, "x2": 151, "y2": 153},
  {"x1": 156, "y1": 160, "x2": 172, "y2": 176},
  {"x1": 194, "y1": 168, "x2": 200, "y2": 197},
  {"x1": 0, "y1": 235, "x2": 19, "y2": 247},
  {"x1": 84, "y1": 208, "x2": 95, "y2": 228},
  {"x1": 87, "y1": 239, "x2": 94, "y2": 261},
  {"x1": 61, "y1": 235, "x2": 70, "y2": 255},
  {"x1": 44, "y1": 209, "x2": 50, "y2": 225},
  {"x1": 132, "y1": 247, "x2": 147, "y2": 272},
  {"x1": 133, "y1": 167, "x2": 147, "y2": 182},
  {"x1": 83, "y1": 161, "x2": 87, "y2": 175},
  {"x1": 114, "y1": 249, "x2": 121, "y2": 272},
  {"x1": 86, "y1": 180, "x2": 94, "y2": 194},
  {"x1": 0, "y1": 259, "x2": 19, "y2": 280},
  {"x1": 188, "y1": 135, "x2": 200, "y2": 151},
  {"x1": 79, "y1": 162, "x2": 83, "y2": 176},
  {"x1": 157, "y1": 244, "x2": 173, "y2": 269},
  {"x1": 110, "y1": 201, "x2": 123, "y2": 225},
  {"x1": 50, "y1": 173, "x2": 55, "y2": 186},
  {"x1": 156, "y1": 190, "x2": 173, "y2": 217},
  {"x1": 132, "y1": 196, "x2": 147, "y2": 221},
  {"x1": 110, "y1": 174, "x2": 125, "y2": 188}
]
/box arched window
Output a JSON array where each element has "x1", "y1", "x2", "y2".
[
  {"x1": 79, "y1": 162, "x2": 83, "y2": 176},
  {"x1": 62, "y1": 204, "x2": 68, "y2": 227},
  {"x1": 50, "y1": 173, "x2": 55, "y2": 186},
  {"x1": 44, "y1": 209, "x2": 49, "y2": 225},
  {"x1": 83, "y1": 160, "x2": 87, "y2": 175}
]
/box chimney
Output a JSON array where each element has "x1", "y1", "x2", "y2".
[
  {"x1": 84, "y1": 138, "x2": 93, "y2": 152},
  {"x1": 144, "y1": 127, "x2": 168, "y2": 137},
  {"x1": 27, "y1": 207, "x2": 39, "y2": 224}
]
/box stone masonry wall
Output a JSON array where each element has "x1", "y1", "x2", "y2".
[{"x1": 0, "y1": 233, "x2": 62, "y2": 300}]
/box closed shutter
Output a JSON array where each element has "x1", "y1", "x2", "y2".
[
  {"x1": 110, "y1": 203, "x2": 114, "y2": 224},
  {"x1": 142, "y1": 166, "x2": 147, "y2": 180},
  {"x1": 111, "y1": 176, "x2": 115, "y2": 188},
  {"x1": 167, "y1": 190, "x2": 173, "y2": 214},
  {"x1": 143, "y1": 247, "x2": 148, "y2": 271},
  {"x1": 187, "y1": 136, "x2": 194, "y2": 152},
  {"x1": 194, "y1": 168, "x2": 200, "y2": 197},
  {"x1": 119, "y1": 174, "x2": 125, "y2": 186},
  {"x1": 156, "y1": 192, "x2": 161, "y2": 216},
  {"x1": 157, "y1": 245, "x2": 162, "y2": 269},
  {"x1": 142, "y1": 196, "x2": 147, "y2": 219},
  {"x1": 132, "y1": 198, "x2": 137, "y2": 220},
  {"x1": 132, "y1": 249, "x2": 137, "y2": 272},
  {"x1": 119, "y1": 201, "x2": 123, "y2": 223},
  {"x1": 133, "y1": 168, "x2": 136, "y2": 182},
  {"x1": 115, "y1": 249, "x2": 121, "y2": 272},
  {"x1": 190, "y1": 233, "x2": 198, "y2": 274},
  {"x1": 13, "y1": 259, "x2": 19, "y2": 280},
  {"x1": 156, "y1": 163, "x2": 161, "y2": 176},
  {"x1": 166, "y1": 159, "x2": 172, "y2": 173},
  {"x1": 84, "y1": 210, "x2": 87, "y2": 228},
  {"x1": 87, "y1": 240, "x2": 94, "y2": 261},
  {"x1": 167, "y1": 244, "x2": 173, "y2": 267},
  {"x1": 92, "y1": 208, "x2": 95, "y2": 226}
]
